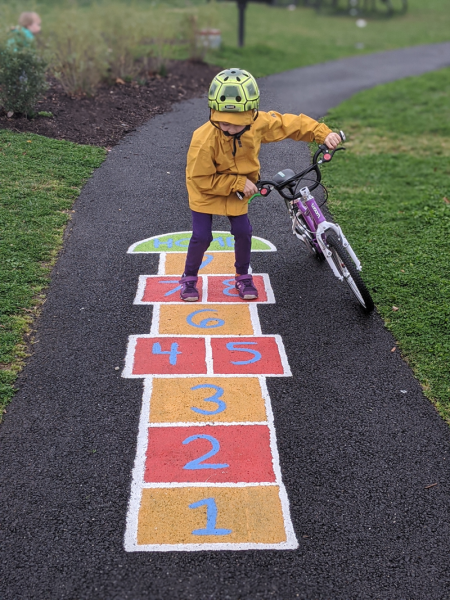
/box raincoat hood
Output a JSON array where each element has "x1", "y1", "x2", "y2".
[{"x1": 210, "y1": 109, "x2": 256, "y2": 127}]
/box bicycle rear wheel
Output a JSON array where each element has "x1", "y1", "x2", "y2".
[{"x1": 325, "y1": 231, "x2": 374, "y2": 312}]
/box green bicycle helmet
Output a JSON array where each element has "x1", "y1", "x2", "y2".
[{"x1": 208, "y1": 68, "x2": 260, "y2": 112}]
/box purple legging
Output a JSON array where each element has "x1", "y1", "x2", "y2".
[{"x1": 183, "y1": 211, "x2": 252, "y2": 276}]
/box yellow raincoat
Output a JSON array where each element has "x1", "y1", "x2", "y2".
[{"x1": 186, "y1": 108, "x2": 332, "y2": 216}]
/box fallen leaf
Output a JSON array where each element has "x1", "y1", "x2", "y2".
[
  {"x1": 444, "y1": 197, "x2": 449, "y2": 204},
  {"x1": 7, "y1": 110, "x2": 13, "y2": 118},
  {"x1": 116, "y1": 77, "x2": 125, "y2": 85},
  {"x1": 391, "y1": 347, "x2": 396, "y2": 352},
  {"x1": 424, "y1": 483, "x2": 438, "y2": 489},
  {"x1": 392, "y1": 306, "x2": 399, "y2": 311}
]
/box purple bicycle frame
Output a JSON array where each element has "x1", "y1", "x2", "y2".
[{"x1": 295, "y1": 193, "x2": 326, "y2": 251}]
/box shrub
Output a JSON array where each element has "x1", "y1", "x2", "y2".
[
  {"x1": 0, "y1": 44, "x2": 48, "y2": 115},
  {"x1": 48, "y1": 18, "x2": 108, "y2": 96}
]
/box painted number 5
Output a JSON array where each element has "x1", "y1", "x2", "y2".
[{"x1": 226, "y1": 341, "x2": 261, "y2": 365}]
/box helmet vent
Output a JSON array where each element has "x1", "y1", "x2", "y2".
[
  {"x1": 236, "y1": 96, "x2": 242, "y2": 102},
  {"x1": 220, "y1": 95, "x2": 226, "y2": 102},
  {"x1": 236, "y1": 77, "x2": 241, "y2": 82},
  {"x1": 231, "y1": 70, "x2": 236, "y2": 73},
  {"x1": 224, "y1": 77, "x2": 229, "y2": 81}
]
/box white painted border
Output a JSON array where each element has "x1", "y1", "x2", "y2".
[
  {"x1": 122, "y1": 334, "x2": 292, "y2": 378},
  {"x1": 123, "y1": 375, "x2": 298, "y2": 552},
  {"x1": 134, "y1": 273, "x2": 275, "y2": 305},
  {"x1": 127, "y1": 231, "x2": 277, "y2": 254}
]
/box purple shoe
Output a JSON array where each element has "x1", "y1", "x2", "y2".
[
  {"x1": 179, "y1": 275, "x2": 199, "y2": 302},
  {"x1": 235, "y1": 274, "x2": 258, "y2": 300}
]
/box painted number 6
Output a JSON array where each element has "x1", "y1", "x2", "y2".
[{"x1": 187, "y1": 309, "x2": 225, "y2": 329}]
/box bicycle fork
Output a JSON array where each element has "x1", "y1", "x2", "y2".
[{"x1": 298, "y1": 187, "x2": 362, "y2": 280}]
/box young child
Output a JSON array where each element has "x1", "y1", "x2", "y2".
[
  {"x1": 8, "y1": 12, "x2": 41, "y2": 48},
  {"x1": 179, "y1": 68, "x2": 341, "y2": 301}
]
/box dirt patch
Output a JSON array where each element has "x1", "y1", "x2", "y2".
[{"x1": 0, "y1": 60, "x2": 220, "y2": 147}]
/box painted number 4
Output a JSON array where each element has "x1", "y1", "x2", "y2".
[{"x1": 152, "y1": 342, "x2": 181, "y2": 366}]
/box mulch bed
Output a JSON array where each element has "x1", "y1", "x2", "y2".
[{"x1": 0, "y1": 60, "x2": 220, "y2": 147}]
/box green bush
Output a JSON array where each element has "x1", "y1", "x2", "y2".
[{"x1": 0, "y1": 44, "x2": 48, "y2": 115}]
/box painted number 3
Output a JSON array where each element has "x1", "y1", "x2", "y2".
[{"x1": 190, "y1": 384, "x2": 226, "y2": 416}]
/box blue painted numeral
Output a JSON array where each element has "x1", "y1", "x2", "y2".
[
  {"x1": 191, "y1": 384, "x2": 226, "y2": 415},
  {"x1": 152, "y1": 342, "x2": 181, "y2": 366},
  {"x1": 199, "y1": 254, "x2": 213, "y2": 271},
  {"x1": 189, "y1": 498, "x2": 232, "y2": 536},
  {"x1": 222, "y1": 278, "x2": 238, "y2": 297},
  {"x1": 182, "y1": 434, "x2": 229, "y2": 470},
  {"x1": 187, "y1": 309, "x2": 225, "y2": 329},
  {"x1": 226, "y1": 341, "x2": 262, "y2": 365},
  {"x1": 158, "y1": 280, "x2": 182, "y2": 296}
]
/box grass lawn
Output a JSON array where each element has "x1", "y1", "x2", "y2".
[
  {"x1": 321, "y1": 67, "x2": 450, "y2": 423},
  {"x1": 209, "y1": 0, "x2": 450, "y2": 76},
  {"x1": 0, "y1": 132, "x2": 105, "y2": 418}
]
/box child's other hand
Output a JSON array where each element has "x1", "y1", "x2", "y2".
[
  {"x1": 243, "y1": 178, "x2": 258, "y2": 198},
  {"x1": 324, "y1": 132, "x2": 341, "y2": 150}
]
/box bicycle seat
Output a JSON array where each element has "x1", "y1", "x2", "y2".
[{"x1": 273, "y1": 169, "x2": 295, "y2": 185}]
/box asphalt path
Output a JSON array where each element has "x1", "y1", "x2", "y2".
[{"x1": 2, "y1": 43, "x2": 450, "y2": 600}]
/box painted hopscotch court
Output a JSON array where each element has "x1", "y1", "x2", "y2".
[{"x1": 123, "y1": 231, "x2": 298, "y2": 551}]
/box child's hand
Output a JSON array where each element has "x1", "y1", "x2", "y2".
[
  {"x1": 243, "y1": 178, "x2": 258, "y2": 198},
  {"x1": 324, "y1": 132, "x2": 341, "y2": 150}
]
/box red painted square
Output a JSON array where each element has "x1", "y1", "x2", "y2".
[
  {"x1": 141, "y1": 276, "x2": 204, "y2": 303},
  {"x1": 211, "y1": 337, "x2": 285, "y2": 375},
  {"x1": 207, "y1": 275, "x2": 267, "y2": 303},
  {"x1": 144, "y1": 425, "x2": 275, "y2": 483},
  {"x1": 132, "y1": 337, "x2": 207, "y2": 375}
]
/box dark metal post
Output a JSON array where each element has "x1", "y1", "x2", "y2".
[{"x1": 237, "y1": 0, "x2": 247, "y2": 48}]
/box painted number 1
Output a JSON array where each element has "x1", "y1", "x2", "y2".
[{"x1": 189, "y1": 498, "x2": 232, "y2": 536}]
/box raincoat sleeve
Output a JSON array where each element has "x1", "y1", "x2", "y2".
[
  {"x1": 187, "y1": 145, "x2": 247, "y2": 197},
  {"x1": 260, "y1": 111, "x2": 332, "y2": 145}
]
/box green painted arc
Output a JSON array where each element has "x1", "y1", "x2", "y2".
[{"x1": 129, "y1": 231, "x2": 276, "y2": 253}]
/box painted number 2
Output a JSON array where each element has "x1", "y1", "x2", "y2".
[
  {"x1": 183, "y1": 434, "x2": 229, "y2": 470},
  {"x1": 190, "y1": 384, "x2": 226, "y2": 416},
  {"x1": 189, "y1": 497, "x2": 232, "y2": 536}
]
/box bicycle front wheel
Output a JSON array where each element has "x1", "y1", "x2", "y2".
[{"x1": 325, "y1": 231, "x2": 374, "y2": 312}]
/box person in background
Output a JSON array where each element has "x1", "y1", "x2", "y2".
[{"x1": 7, "y1": 12, "x2": 41, "y2": 48}]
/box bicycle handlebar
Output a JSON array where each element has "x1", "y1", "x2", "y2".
[{"x1": 247, "y1": 130, "x2": 346, "y2": 203}]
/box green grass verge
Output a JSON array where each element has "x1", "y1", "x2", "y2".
[
  {"x1": 209, "y1": 0, "x2": 450, "y2": 76},
  {"x1": 0, "y1": 131, "x2": 105, "y2": 418},
  {"x1": 320, "y1": 67, "x2": 450, "y2": 423}
]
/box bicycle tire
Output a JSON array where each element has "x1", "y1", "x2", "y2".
[{"x1": 325, "y1": 231, "x2": 374, "y2": 312}]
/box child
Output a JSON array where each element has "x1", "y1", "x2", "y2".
[
  {"x1": 179, "y1": 68, "x2": 341, "y2": 301},
  {"x1": 8, "y1": 12, "x2": 41, "y2": 48}
]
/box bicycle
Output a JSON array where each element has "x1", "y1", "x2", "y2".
[{"x1": 245, "y1": 131, "x2": 375, "y2": 312}]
